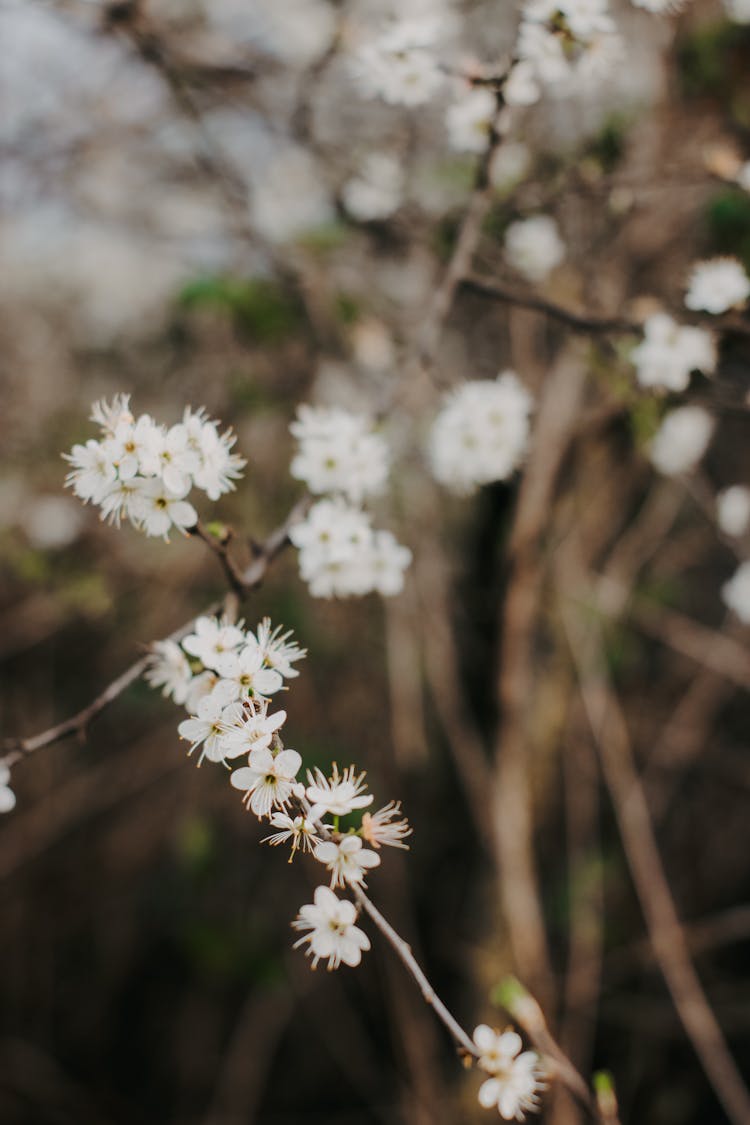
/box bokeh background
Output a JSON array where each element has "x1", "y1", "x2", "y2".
[{"x1": 1, "y1": 1, "x2": 750, "y2": 1123}]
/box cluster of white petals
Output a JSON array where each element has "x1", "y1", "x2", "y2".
[
  {"x1": 292, "y1": 885, "x2": 371, "y2": 969},
  {"x1": 684, "y1": 258, "x2": 750, "y2": 315},
  {"x1": 724, "y1": 0, "x2": 750, "y2": 22},
  {"x1": 64, "y1": 395, "x2": 245, "y2": 539},
  {"x1": 0, "y1": 764, "x2": 16, "y2": 815},
  {"x1": 717, "y1": 486, "x2": 750, "y2": 538},
  {"x1": 504, "y1": 216, "x2": 565, "y2": 284},
  {"x1": 445, "y1": 87, "x2": 499, "y2": 153},
  {"x1": 289, "y1": 407, "x2": 411, "y2": 598},
  {"x1": 290, "y1": 405, "x2": 390, "y2": 503},
  {"x1": 722, "y1": 561, "x2": 750, "y2": 623},
  {"x1": 516, "y1": 0, "x2": 624, "y2": 95},
  {"x1": 342, "y1": 153, "x2": 404, "y2": 222},
  {"x1": 429, "y1": 373, "x2": 534, "y2": 494},
  {"x1": 350, "y1": 17, "x2": 445, "y2": 107},
  {"x1": 630, "y1": 313, "x2": 716, "y2": 392},
  {"x1": 473, "y1": 1025, "x2": 544, "y2": 1120},
  {"x1": 649, "y1": 406, "x2": 715, "y2": 476}
]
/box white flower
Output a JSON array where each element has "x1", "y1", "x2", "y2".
[
  {"x1": 0, "y1": 764, "x2": 16, "y2": 815},
  {"x1": 504, "y1": 216, "x2": 565, "y2": 284},
  {"x1": 504, "y1": 61, "x2": 541, "y2": 107},
  {"x1": 190, "y1": 418, "x2": 246, "y2": 501},
  {"x1": 145, "y1": 640, "x2": 193, "y2": 705},
  {"x1": 517, "y1": 0, "x2": 623, "y2": 92},
  {"x1": 367, "y1": 530, "x2": 413, "y2": 597},
  {"x1": 361, "y1": 802, "x2": 412, "y2": 850},
  {"x1": 429, "y1": 373, "x2": 533, "y2": 494},
  {"x1": 263, "y1": 812, "x2": 321, "y2": 856},
  {"x1": 219, "y1": 704, "x2": 287, "y2": 762},
  {"x1": 97, "y1": 476, "x2": 143, "y2": 528},
  {"x1": 184, "y1": 669, "x2": 222, "y2": 714},
  {"x1": 63, "y1": 439, "x2": 117, "y2": 504},
  {"x1": 230, "y1": 746, "x2": 302, "y2": 818},
  {"x1": 738, "y1": 162, "x2": 750, "y2": 192},
  {"x1": 685, "y1": 258, "x2": 750, "y2": 314},
  {"x1": 306, "y1": 764, "x2": 374, "y2": 820},
  {"x1": 90, "y1": 394, "x2": 134, "y2": 435},
  {"x1": 107, "y1": 414, "x2": 160, "y2": 480},
  {"x1": 724, "y1": 0, "x2": 750, "y2": 22},
  {"x1": 722, "y1": 561, "x2": 750, "y2": 623},
  {"x1": 350, "y1": 18, "x2": 445, "y2": 107},
  {"x1": 490, "y1": 143, "x2": 532, "y2": 191},
  {"x1": 630, "y1": 313, "x2": 716, "y2": 392},
  {"x1": 214, "y1": 644, "x2": 284, "y2": 701},
  {"x1": 290, "y1": 405, "x2": 390, "y2": 503},
  {"x1": 128, "y1": 477, "x2": 198, "y2": 540},
  {"x1": 445, "y1": 88, "x2": 498, "y2": 153},
  {"x1": 178, "y1": 693, "x2": 238, "y2": 765},
  {"x1": 649, "y1": 406, "x2": 715, "y2": 476},
  {"x1": 473, "y1": 1024, "x2": 543, "y2": 1119},
  {"x1": 253, "y1": 618, "x2": 307, "y2": 679},
  {"x1": 292, "y1": 885, "x2": 371, "y2": 969},
  {"x1": 314, "y1": 835, "x2": 381, "y2": 889},
  {"x1": 182, "y1": 616, "x2": 245, "y2": 672},
  {"x1": 717, "y1": 485, "x2": 750, "y2": 538},
  {"x1": 342, "y1": 153, "x2": 404, "y2": 221},
  {"x1": 137, "y1": 422, "x2": 198, "y2": 495},
  {"x1": 289, "y1": 498, "x2": 377, "y2": 598},
  {"x1": 630, "y1": 0, "x2": 686, "y2": 10}
]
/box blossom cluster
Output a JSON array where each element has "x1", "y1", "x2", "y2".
[
  {"x1": 145, "y1": 616, "x2": 413, "y2": 973},
  {"x1": 429, "y1": 372, "x2": 534, "y2": 495},
  {"x1": 515, "y1": 0, "x2": 624, "y2": 98},
  {"x1": 0, "y1": 764, "x2": 16, "y2": 815},
  {"x1": 472, "y1": 1025, "x2": 544, "y2": 1120},
  {"x1": 631, "y1": 313, "x2": 716, "y2": 393},
  {"x1": 63, "y1": 395, "x2": 245, "y2": 539},
  {"x1": 288, "y1": 406, "x2": 412, "y2": 598}
]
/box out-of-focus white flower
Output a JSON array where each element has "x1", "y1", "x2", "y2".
[
  {"x1": 504, "y1": 61, "x2": 541, "y2": 107},
  {"x1": 251, "y1": 147, "x2": 333, "y2": 243},
  {"x1": 146, "y1": 640, "x2": 193, "y2": 705},
  {"x1": 630, "y1": 0, "x2": 686, "y2": 11},
  {"x1": 367, "y1": 530, "x2": 413, "y2": 596},
  {"x1": 342, "y1": 153, "x2": 404, "y2": 221},
  {"x1": 64, "y1": 439, "x2": 118, "y2": 505},
  {"x1": 717, "y1": 486, "x2": 750, "y2": 538},
  {"x1": 630, "y1": 313, "x2": 716, "y2": 392},
  {"x1": 230, "y1": 745, "x2": 303, "y2": 818},
  {"x1": 685, "y1": 258, "x2": 750, "y2": 314},
  {"x1": 361, "y1": 802, "x2": 412, "y2": 849},
  {"x1": 723, "y1": 0, "x2": 750, "y2": 21},
  {"x1": 314, "y1": 835, "x2": 381, "y2": 889},
  {"x1": 182, "y1": 616, "x2": 245, "y2": 672},
  {"x1": 0, "y1": 764, "x2": 16, "y2": 815},
  {"x1": 649, "y1": 406, "x2": 715, "y2": 476},
  {"x1": 292, "y1": 885, "x2": 371, "y2": 969},
  {"x1": 429, "y1": 373, "x2": 533, "y2": 495},
  {"x1": 473, "y1": 1024, "x2": 543, "y2": 1120},
  {"x1": 516, "y1": 0, "x2": 623, "y2": 94},
  {"x1": 350, "y1": 17, "x2": 445, "y2": 106},
  {"x1": 737, "y1": 162, "x2": 750, "y2": 191},
  {"x1": 290, "y1": 405, "x2": 390, "y2": 502},
  {"x1": 22, "y1": 495, "x2": 85, "y2": 550},
  {"x1": 306, "y1": 764, "x2": 373, "y2": 820},
  {"x1": 263, "y1": 812, "x2": 321, "y2": 856},
  {"x1": 490, "y1": 142, "x2": 532, "y2": 190},
  {"x1": 722, "y1": 561, "x2": 750, "y2": 622},
  {"x1": 445, "y1": 88, "x2": 498, "y2": 153},
  {"x1": 206, "y1": 0, "x2": 337, "y2": 65},
  {"x1": 504, "y1": 215, "x2": 565, "y2": 284}
]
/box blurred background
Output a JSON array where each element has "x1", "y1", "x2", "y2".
[{"x1": 1, "y1": 1, "x2": 749, "y2": 1122}]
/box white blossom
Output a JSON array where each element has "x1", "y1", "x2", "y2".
[
  {"x1": 361, "y1": 802, "x2": 412, "y2": 850},
  {"x1": 685, "y1": 258, "x2": 750, "y2": 314},
  {"x1": 630, "y1": 0, "x2": 686, "y2": 11},
  {"x1": 630, "y1": 313, "x2": 716, "y2": 392},
  {"x1": 445, "y1": 88, "x2": 498, "y2": 153},
  {"x1": 504, "y1": 216, "x2": 565, "y2": 284},
  {"x1": 253, "y1": 619, "x2": 307, "y2": 680},
  {"x1": 214, "y1": 644, "x2": 284, "y2": 702},
  {"x1": 306, "y1": 764, "x2": 373, "y2": 820},
  {"x1": 737, "y1": 162, "x2": 750, "y2": 192},
  {"x1": 722, "y1": 561, "x2": 750, "y2": 623},
  {"x1": 314, "y1": 835, "x2": 381, "y2": 888},
  {"x1": 473, "y1": 1024, "x2": 543, "y2": 1120},
  {"x1": 717, "y1": 486, "x2": 750, "y2": 538},
  {"x1": 182, "y1": 616, "x2": 245, "y2": 672},
  {"x1": 429, "y1": 373, "x2": 533, "y2": 495},
  {"x1": 263, "y1": 812, "x2": 321, "y2": 856},
  {"x1": 145, "y1": 640, "x2": 193, "y2": 705},
  {"x1": 342, "y1": 153, "x2": 404, "y2": 221},
  {"x1": 0, "y1": 764, "x2": 16, "y2": 815},
  {"x1": 723, "y1": 0, "x2": 750, "y2": 21},
  {"x1": 649, "y1": 406, "x2": 715, "y2": 476},
  {"x1": 63, "y1": 439, "x2": 118, "y2": 504},
  {"x1": 490, "y1": 143, "x2": 532, "y2": 191},
  {"x1": 516, "y1": 0, "x2": 623, "y2": 93},
  {"x1": 350, "y1": 17, "x2": 445, "y2": 107},
  {"x1": 504, "y1": 61, "x2": 541, "y2": 107},
  {"x1": 290, "y1": 405, "x2": 390, "y2": 503},
  {"x1": 216, "y1": 702, "x2": 287, "y2": 763},
  {"x1": 178, "y1": 693, "x2": 239, "y2": 765},
  {"x1": 230, "y1": 746, "x2": 303, "y2": 818},
  {"x1": 292, "y1": 885, "x2": 371, "y2": 969},
  {"x1": 128, "y1": 477, "x2": 198, "y2": 540}
]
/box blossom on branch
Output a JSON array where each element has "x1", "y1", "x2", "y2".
[
  {"x1": 473, "y1": 1025, "x2": 543, "y2": 1120},
  {"x1": 292, "y1": 885, "x2": 371, "y2": 969}
]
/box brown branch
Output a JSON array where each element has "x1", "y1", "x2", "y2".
[{"x1": 557, "y1": 548, "x2": 750, "y2": 1125}]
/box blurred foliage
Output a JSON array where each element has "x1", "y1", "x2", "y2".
[
  {"x1": 178, "y1": 276, "x2": 304, "y2": 343},
  {"x1": 677, "y1": 24, "x2": 750, "y2": 123}
]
